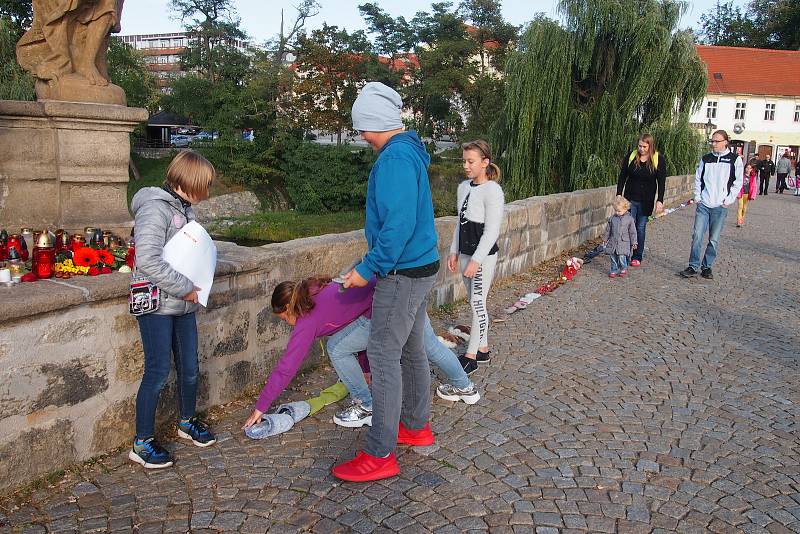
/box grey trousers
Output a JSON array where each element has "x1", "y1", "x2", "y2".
[{"x1": 365, "y1": 273, "x2": 436, "y2": 457}]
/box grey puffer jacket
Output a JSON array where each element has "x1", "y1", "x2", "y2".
[
  {"x1": 602, "y1": 212, "x2": 638, "y2": 257},
  {"x1": 130, "y1": 187, "x2": 200, "y2": 316}
]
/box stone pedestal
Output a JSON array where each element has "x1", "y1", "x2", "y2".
[{"x1": 0, "y1": 100, "x2": 148, "y2": 233}]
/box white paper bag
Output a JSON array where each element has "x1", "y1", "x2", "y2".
[{"x1": 162, "y1": 221, "x2": 217, "y2": 307}]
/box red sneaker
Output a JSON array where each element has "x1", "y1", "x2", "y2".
[
  {"x1": 331, "y1": 451, "x2": 400, "y2": 482},
  {"x1": 630, "y1": 259, "x2": 641, "y2": 267},
  {"x1": 398, "y1": 421, "x2": 435, "y2": 446},
  {"x1": 619, "y1": 269, "x2": 627, "y2": 277}
]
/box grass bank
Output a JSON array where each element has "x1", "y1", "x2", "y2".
[
  {"x1": 128, "y1": 153, "x2": 242, "y2": 205},
  {"x1": 214, "y1": 210, "x2": 366, "y2": 243}
]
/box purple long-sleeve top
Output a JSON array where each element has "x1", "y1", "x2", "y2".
[{"x1": 254, "y1": 280, "x2": 376, "y2": 413}]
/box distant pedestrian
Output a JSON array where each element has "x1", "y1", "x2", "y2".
[
  {"x1": 737, "y1": 162, "x2": 758, "y2": 227},
  {"x1": 757, "y1": 153, "x2": 774, "y2": 196},
  {"x1": 616, "y1": 133, "x2": 665, "y2": 267},
  {"x1": 680, "y1": 130, "x2": 743, "y2": 280},
  {"x1": 795, "y1": 159, "x2": 800, "y2": 196},
  {"x1": 448, "y1": 139, "x2": 505, "y2": 375},
  {"x1": 602, "y1": 195, "x2": 637, "y2": 278},
  {"x1": 776, "y1": 150, "x2": 792, "y2": 194}
]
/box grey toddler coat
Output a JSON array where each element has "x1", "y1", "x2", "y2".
[{"x1": 602, "y1": 212, "x2": 638, "y2": 257}]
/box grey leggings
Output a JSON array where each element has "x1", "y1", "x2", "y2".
[{"x1": 459, "y1": 253, "x2": 497, "y2": 355}]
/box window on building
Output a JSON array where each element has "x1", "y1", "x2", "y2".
[
  {"x1": 764, "y1": 103, "x2": 776, "y2": 121},
  {"x1": 735, "y1": 102, "x2": 746, "y2": 120},
  {"x1": 795, "y1": 104, "x2": 800, "y2": 122},
  {"x1": 706, "y1": 101, "x2": 717, "y2": 119}
]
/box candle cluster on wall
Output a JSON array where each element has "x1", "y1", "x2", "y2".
[{"x1": 0, "y1": 227, "x2": 134, "y2": 287}]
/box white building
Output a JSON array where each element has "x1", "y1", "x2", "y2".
[{"x1": 691, "y1": 45, "x2": 800, "y2": 162}]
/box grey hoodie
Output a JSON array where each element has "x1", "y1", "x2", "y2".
[{"x1": 130, "y1": 187, "x2": 200, "y2": 316}]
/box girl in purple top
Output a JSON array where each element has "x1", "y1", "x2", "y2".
[{"x1": 243, "y1": 276, "x2": 479, "y2": 429}]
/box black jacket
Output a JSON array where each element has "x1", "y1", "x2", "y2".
[
  {"x1": 616, "y1": 152, "x2": 666, "y2": 217},
  {"x1": 757, "y1": 159, "x2": 775, "y2": 179}
]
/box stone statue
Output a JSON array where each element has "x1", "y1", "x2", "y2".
[{"x1": 16, "y1": 0, "x2": 127, "y2": 105}]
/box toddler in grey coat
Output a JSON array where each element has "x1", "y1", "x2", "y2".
[{"x1": 602, "y1": 195, "x2": 638, "y2": 277}]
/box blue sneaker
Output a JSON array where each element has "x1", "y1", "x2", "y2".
[
  {"x1": 129, "y1": 437, "x2": 173, "y2": 469},
  {"x1": 177, "y1": 416, "x2": 216, "y2": 447}
]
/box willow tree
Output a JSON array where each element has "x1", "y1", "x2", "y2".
[{"x1": 494, "y1": 0, "x2": 707, "y2": 199}]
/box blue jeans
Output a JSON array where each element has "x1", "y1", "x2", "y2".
[
  {"x1": 610, "y1": 254, "x2": 628, "y2": 274},
  {"x1": 688, "y1": 203, "x2": 728, "y2": 270},
  {"x1": 135, "y1": 313, "x2": 199, "y2": 439},
  {"x1": 326, "y1": 314, "x2": 473, "y2": 408},
  {"x1": 628, "y1": 201, "x2": 649, "y2": 262}
]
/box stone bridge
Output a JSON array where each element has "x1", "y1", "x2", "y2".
[{"x1": 2, "y1": 180, "x2": 799, "y2": 533}]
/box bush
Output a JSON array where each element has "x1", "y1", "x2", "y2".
[{"x1": 279, "y1": 141, "x2": 374, "y2": 213}]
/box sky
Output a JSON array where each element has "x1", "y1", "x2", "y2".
[{"x1": 120, "y1": 1, "x2": 748, "y2": 45}]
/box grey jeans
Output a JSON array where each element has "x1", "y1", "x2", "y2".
[{"x1": 365, "y1": 272, "x2": 436, "y2": 457}]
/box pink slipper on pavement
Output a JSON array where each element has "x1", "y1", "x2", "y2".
[{"x1": 630, "y1": 259, "x2": 641, "y2": 267}]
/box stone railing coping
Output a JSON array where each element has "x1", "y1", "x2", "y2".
[{"x1": 0, "y1": 178, "x2": 692, "y2": 324}]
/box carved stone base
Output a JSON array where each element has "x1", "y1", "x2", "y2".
[
  {"x1": 35, "y1": 74, "x2": 126, "y2": 106},
  {"x1": 0, "y1": 100, "x2": 148, "y2": 234}
]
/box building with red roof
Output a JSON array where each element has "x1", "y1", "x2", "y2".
[{"x1": 691, "y1": 45, "x2": 800, "y2": 163}]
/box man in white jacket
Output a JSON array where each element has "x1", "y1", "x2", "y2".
[{"x1": 680, "y1": 130, "x2": 744, "y2": 280}]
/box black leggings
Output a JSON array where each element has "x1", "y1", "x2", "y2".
[{"x1": 759, "y1": 175, "x2": 770, "y2": 195}]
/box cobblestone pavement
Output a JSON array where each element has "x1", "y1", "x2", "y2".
[{"x1": 2, "y1": 194, "x2": 799, "y2": 533}]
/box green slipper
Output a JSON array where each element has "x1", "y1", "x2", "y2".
[{"x1": 307, "y1": 382, "x2": 349, "y2": 415}]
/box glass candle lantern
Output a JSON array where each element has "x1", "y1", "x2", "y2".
[
  {"x1": 84, "y1": 227, "x2": 96, "y2": 244},
  {"x1": 126, "y1": 238, "x2": 135, "y2": 268},
  {"x1": 7, "y1": 235, "x2": 24, "y2": 261},
  {"x1": 71, "y1": 234, "x2": 86, "y2": 251},
  {"x1": 32, "y1": 231, "x2": 56, "y2": 279}
]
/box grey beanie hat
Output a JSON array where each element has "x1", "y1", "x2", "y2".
[{"x1": 351, "y1": 82, "x2": 403, "y2": 132}]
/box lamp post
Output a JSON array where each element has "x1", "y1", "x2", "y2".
[{"x1": 705, "y1": 118, "x2": 714, "y2": 144}]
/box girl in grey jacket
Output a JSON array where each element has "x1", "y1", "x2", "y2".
[
  {"x1": 602, "y1": 196, "x2": 638, "y2": 278},
  {"x1": 128, "y1": 150, "x2": 217, "y2": 469}
]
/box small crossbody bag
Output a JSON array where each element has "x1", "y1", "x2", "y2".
[{"x1": 129, "y1": 271, "x2": 160, "y2": 316}]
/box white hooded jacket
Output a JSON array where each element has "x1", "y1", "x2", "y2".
[{"x1": 694, "y1": 148, "x2": 744, "y2": 208}]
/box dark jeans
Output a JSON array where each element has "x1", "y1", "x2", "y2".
[
  {"x1": 628, "y1": 200, "x2": 649, "y2": 262},
  {"x1": 688, "y1": 203, "x2": 728, "y2": 271},
  {"x1": 759, "y1": 175, "x2": 770, "y2": 195},
  {"x1": 365, "y1": 273, "x2": 436, "y2": 458},
  {"x1": 777, "y1": 173, "x2": 787, "y2": 193},
  {"x1": 135, "y1": 312, "x2": 199, "y2": 439}
]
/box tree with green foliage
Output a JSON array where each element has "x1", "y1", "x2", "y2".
[
  {"x1": 358, "y1": 1, "x2": 517, "y2": 140},
  {"x1": 495, "y1": 0, "x2": 707, "y2": 200},
  {"x1": 0, "y1": 0, "x2": 34, "y2": 100},
  {"x1": 290, "y1": 24, "x2": 389, "y2": 144},
  {"x1": 0, "y1": 16, "x2": 34, "y2": 100},
  {"x1": 107, "y1": 38, "x2": 160, "y2": 111},
  {"x1": 698, "y1": 0, "x2": 800, "y2": 50},
  {"x1": 170, "y1": 0, "x2": 247, "y2": 83}
]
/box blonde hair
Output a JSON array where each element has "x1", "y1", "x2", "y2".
[
  {"x1": 462, "y1": 139, "x2": 501, "y2": 183},
  {"x1": 165, "y1": 150, "x2": 215, "y2": 200},
  {"x1": 613, "y1": 195, "x2": 630, "y2": 212},
  {"x1": 634, "y1": 133, "x2": 656, "y2": 172}
]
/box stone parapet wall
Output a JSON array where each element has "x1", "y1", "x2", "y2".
[{"x1": 0, "y1": 175, "x2": 693, "y2": 492}]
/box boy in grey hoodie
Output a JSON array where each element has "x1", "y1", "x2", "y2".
[{"x1": 128, "y1": 150, "x2": 217, "y2": 468}]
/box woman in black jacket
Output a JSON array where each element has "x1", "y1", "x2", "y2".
[{"x1": 616, "y1": 133, "x2": 666, "y2": 266}]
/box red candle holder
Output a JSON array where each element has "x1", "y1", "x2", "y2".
[{"x1": 33, "y1": 247, "x2": 56, "y2": 278}]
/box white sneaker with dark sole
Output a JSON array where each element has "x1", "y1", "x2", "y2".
[
  {"x1": 436, "y1": 383, "x2": 481, "y2": 404},
  {"x1": 177, "y1": 429, "x2": 217, "y2": 447}
]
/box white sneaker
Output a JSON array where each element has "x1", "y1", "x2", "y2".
[
  {"x1": 436, "y1": 383, "x2": 481, "y2": 404},
  {"x1": 333, "y1": 400, "x2": 373, "y2": 428}
]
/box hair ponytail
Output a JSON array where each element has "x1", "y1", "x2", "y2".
[
  {"x1": 463, "y1": 139, "x2": 502, "y2": 183},
  {"x1": 271, "y1": 276, "x2": 332, "y2": 317}
]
